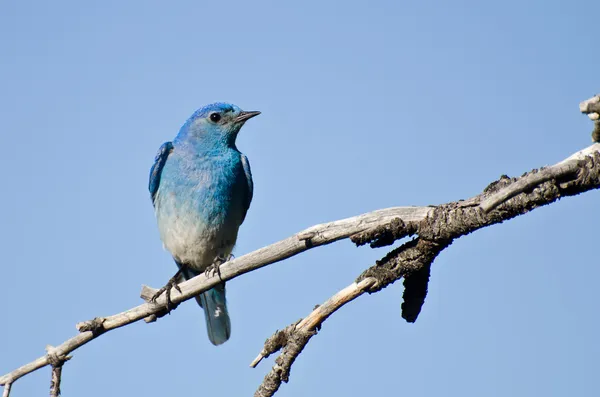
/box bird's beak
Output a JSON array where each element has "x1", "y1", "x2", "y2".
[{"x1": 234, "y1": 110, "x2": 261, "y2": 123}]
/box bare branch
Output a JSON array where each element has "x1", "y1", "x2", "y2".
[
  {"x1": 49, "y1": 365, "x2": 63, "y2": 397},
  {"x1": 2, "y1": 382, "x2": 11, "y2": 397},
  {"x1": 480, "y1": 143, "x2": 600, "y2": 212},
  {"x1": 252, "y1": 278, "x2": 377, "y2": 397},
  {"x1": 252, "y1": 142, "x2": 600, "y2": 395},
  {"x1": 0, "y1": 206, "x2": 431, "y2": 389}
]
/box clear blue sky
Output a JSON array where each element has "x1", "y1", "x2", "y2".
[{"x1": 1, "y1": 1, "x2": 599, "y2": 396}]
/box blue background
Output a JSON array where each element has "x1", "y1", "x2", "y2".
[{"x1": 1, "y1": 1, "x2": 599, "y2": 396}]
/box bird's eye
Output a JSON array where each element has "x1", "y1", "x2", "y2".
[{"x1": 210, "y1": 113, "x2": 222, "y2": 123}]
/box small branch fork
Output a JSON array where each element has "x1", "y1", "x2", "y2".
[
  {"x1": 47, "y1": 345, "x2": 70, "y2": 397},
  {"x1": 1, "y1": 95, "x2": 599, "y2": 397},
  {"x1": 251, "y1": 277, "x2": 377, "y2": 397}
]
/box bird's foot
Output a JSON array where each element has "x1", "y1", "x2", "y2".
[
  {"x1": 150, "y1": 269, "x2": 183, "y2": 312},
  {"x1": 204, "y1": 254, "x2": 233, "y2": 280}
]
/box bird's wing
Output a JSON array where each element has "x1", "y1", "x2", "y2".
[
  {"x1": 240, "y1": 154, "x2": 254, "y2": 221},
  {"x1": 148, "y1": 141, "x2": 174, "y2": 206}
]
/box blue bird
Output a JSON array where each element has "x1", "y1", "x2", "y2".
[{"x1": 149, "y1": 103, "x2": 260, "y2": 345}]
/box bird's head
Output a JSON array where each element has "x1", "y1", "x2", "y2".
[{"x1": 176, "y1": 102, "x2": 260, "y2": 147}]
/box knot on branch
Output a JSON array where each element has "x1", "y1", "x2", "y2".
[
  {"x1": 357, "y1": 230, "x2": 451, "y2": 323},
  {"x1": 255, "y1": 319, "x2": 317, "y2": 362},
  {"x1": 561, "y1": 152, "x2": 600, "y2": 191},
  {"x1": 357, "y1": 238, "x2": 449, "y2": 295},
  {"x1": 253, "y1": 322, "x2": 317, "y2": 397},
  {"x1": 259, "y1": 321, "x2": 301, "y2": 361},
  {"x1": 298, "y1": 231, "x2": 317, "y2": 248},
  {"x1": 76, "y1": 317, "x2": 106, "y2": 336},
  {"x1": 273, "y1": 329, "x2": 316, "y2": 383},
  {"x1": 418, "y1": 205, "x2": 486, "y2": 241},
  {"x1": 351, "y1": 217, "x2": 418, "y2": 248},
  {"x1": 356, "y1": 161, "x2": 600, "y2": 323},
  {"x1": 483, "y1": 175, "x2": 517, "y2": 195},
  {"x1": 45, "y1": 346, "x2": 71, "y2": 368},
  {"x1": 580, "y1": 94, "x2": 600, "y2": 115}
]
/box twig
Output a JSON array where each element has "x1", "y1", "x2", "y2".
[
  {"x1": 580, "y1": 94, "x2": 600, "y2": 120},
  {"x1": 49, "y1": 365, "x2": 63, "y2": 397},
  {"x1": 2, "y1": 382, "x2": 11, "y2": 397},
  {"x1": 252, "y1": 278, "x2": 377, "y2": 397},
  {"x1": 250, "y1": 277, "x2": 377, "y2": 368}
]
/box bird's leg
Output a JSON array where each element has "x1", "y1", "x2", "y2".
[
  {"x1": 204, "y1": 254, "x2": 234, "y2": 281},
  {"x1": 150, "y1": 268, "x2": 184, "y2": 312}
]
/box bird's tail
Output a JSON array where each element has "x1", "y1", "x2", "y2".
[
  {"x1": 177, "y1": 263, "x2": 231, "y2": 345},
  {"x1": 196, "y1": 283, "x2": 231, "y2": 345}
]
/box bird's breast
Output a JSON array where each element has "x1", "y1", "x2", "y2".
[{"x1": 154, "y1": 151, "x2": 246, "y2": 270}]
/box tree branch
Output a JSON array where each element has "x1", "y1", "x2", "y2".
[
  {"x1": 2, "y1": 95, "x2": 599, "y2": 397},
  {"x1": 480, "y1": 143, "x2": 600, "y2": 212},
  {"x1": 0, "y1": 207, "x2": 431, "y2": 390},
  {"x1": 251, "y1": 141, "x2": 600, "y2": 396},
  {"x1": 252, "y1": 277, "x2": 377, "y2": 397},
  {"x1": 45, "y1": 345, "x2": 68, "y2": 397}
]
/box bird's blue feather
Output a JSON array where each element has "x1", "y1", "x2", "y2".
[
  {"x1": 240, "y1": 154, "x2": 253, "y2": 221},
  {"x1": 198, "y1": 284, "x2": 230, "y2": 345},
  {"x1": 148, "y1": 141, "x2": 173, "y2": 205}
]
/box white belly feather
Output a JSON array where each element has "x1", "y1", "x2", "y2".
[{"x1": 155, "y1": 189, "x2": 239, "y2": 272}]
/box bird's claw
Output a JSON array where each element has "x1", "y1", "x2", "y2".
[
  {"x1": 204, "y1": 254, "x2": 233, "y2": 280},
  {"x1": 150, "y1": 270, "x2": 183, "y2": 312}
]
